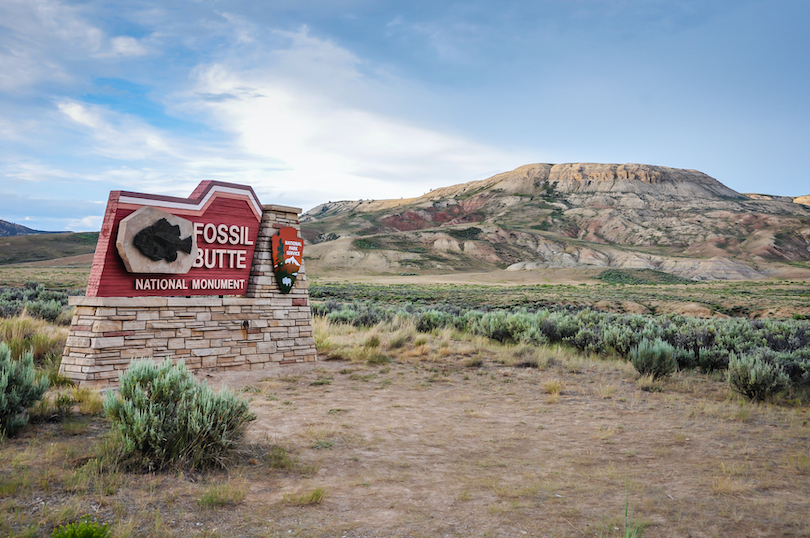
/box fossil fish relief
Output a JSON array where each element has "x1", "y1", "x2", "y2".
[
  {"x1": 272, "y1": 227, "x2": 303, "y2": 294},
  {"x1": 133, "y1": 218, "x2": 193, "y2": 262}
]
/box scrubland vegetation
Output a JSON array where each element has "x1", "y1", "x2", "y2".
[
  {"x1": 313, "y1": 286, "x2": 810, "y2": 402},
  {"x1": 0, "y1": 282, "x2": 75, "y2": 324},
  {"x1": 1, "y1": 277, "x2": 810, "y2": 536}
]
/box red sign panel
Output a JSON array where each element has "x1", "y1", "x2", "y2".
[{"x1": 87, "y1": 181, "x2": 262, "y2": 297}]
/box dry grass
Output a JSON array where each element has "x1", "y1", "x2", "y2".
[
  {"x1": 542, "y1": 378, "x2": 565, "y2": 395},
  {"x1": 598, "y1": 383, "x2": 618, "y2": 399},
  {"x1": 635, "y1": 373, "x2": 662, "y2": 392},
  {"x1": 196, "y1": 478, "x2": 248, "y2": 508},
  {"x1": 282, "y1": 487, "x2": 327, "y2": 506},
  {"x1": 0, "y1": 266, "x2": 90, "y2": 289},
  {"x1": 0, "y1": 316, "x2": 68, "y2": 361}
]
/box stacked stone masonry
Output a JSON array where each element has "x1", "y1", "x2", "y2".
[{"x1": 60, "y1": 204, "x2": 317, "y2": 387}]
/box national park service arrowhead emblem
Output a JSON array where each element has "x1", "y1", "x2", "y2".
[{"x1": 272, "y1": 227, "x2": 303, "y2": 294}]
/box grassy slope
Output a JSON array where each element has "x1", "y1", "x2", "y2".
[{"x1": 0, "y1": 233, "x2": 98, "y2": 265}]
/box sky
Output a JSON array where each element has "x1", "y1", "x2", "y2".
[{"x1": 1, "y1": 0, "x2": 809, "y2": 232}]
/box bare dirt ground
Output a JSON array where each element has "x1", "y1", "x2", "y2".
[
  {"x1": 196, "y1": 356, "x2": 810, "y2": 538},
  {"x1": 3, "y1": 326, "x2": 810, "y2": 537}
]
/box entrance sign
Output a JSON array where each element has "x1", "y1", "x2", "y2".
[
  {"x1": 61, "y1": 189, "x2": 318, "y2": 388},
  {"x1": 88, "y1": 181, "x2": 261, "y2": 297},
  {"x1": 272, "y1": 227, "x2": 303, "y2": 294}
]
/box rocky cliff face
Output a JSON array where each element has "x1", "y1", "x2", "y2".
[{"x1": 301, "y1": 163, "x2": 810, "y2": 280}]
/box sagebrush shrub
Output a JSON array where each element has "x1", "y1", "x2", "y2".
[
  {"x1": 0, "y1": 343, "x2": 49, "y2": 438},
  {"x1": 630, "y1": 338, "x2": 677, "y2": 380},
  {"x1": 673, "y1": 347, "x2": 698, "y2": 370},
  {"x1": 601, "y1": 323, "x2": 636, "y2": 356},
  {"x1": 728, "y1": 351, "x2": 790, "y2": 401},
  {"x1": 307, "y1": 293, "x2": 810, "y2": 393},
  {"x1": 325, "y1": 307, "x2": 357, "y2": 325},
  {"x1": 415, "y1": 309, "x2": 451, "y2": 333},
  {"x1": 772, "y1": 348, "x2": 810, "y2": 387},
  {"x1": 473, "y1": 311, "x2": 525, "y2": 343},
  {"x1": 0, "y1": 282, "x2": 70, "y2": 322},
  {"x1": 25, "y1": 299, "x2": 64, "y2": 323},
  {"x1": 572, "y1": 327, "x2": 600, "y2": 354},
  {"x1": 103, "y1": 359, "x2": 256, "y2": 471},
  {"x1": 699, "y1": 345, "x2": 730, "y2": 372}
]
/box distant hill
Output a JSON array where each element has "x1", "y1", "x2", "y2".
[
  {"x1": 301, "y1": 163, "x2": 810, "y2": 281},
  {"x1": 0, "y1": 232, "x2": 99, "y2": 265},
  {"x1": 0, "y1": 219, "x2": 53, "y2": 237}
]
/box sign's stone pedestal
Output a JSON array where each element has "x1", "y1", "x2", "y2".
[{"x1": 60, "y1": 204, "x2": 317, "y2": 387}]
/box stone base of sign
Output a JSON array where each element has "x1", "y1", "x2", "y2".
[{"x1": 60, "y1": 204, "x2": 317, "y2": 388}]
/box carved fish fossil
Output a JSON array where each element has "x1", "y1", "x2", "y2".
[{"x1": 133, "y1": 218, "x2": 193, "y2": 262}]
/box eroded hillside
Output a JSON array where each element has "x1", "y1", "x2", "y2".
[{"x1": 301, "y1": 163, "x2": 810, "y2": 280}]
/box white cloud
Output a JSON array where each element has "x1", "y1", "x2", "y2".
[
  {"x1": 2, "y1": 161, "x2": 81, "y2": 183},
  {"x1": 180, "y1": 28, "x2": 530, "y2": 209},
  {"x1": 218, "y1": 12, "x2": 257, "y2": 44},
  {"x1": 66, "y1": 214, "x2": 104, "y2": 232},
  {"x1": 30, "y1": 0, "x2": 149, "y2": 59},
  {"x1": 3, "y1": 12, "x2": 533, "y2": 220},
  {"x1": 56, "y1": 100, "x2": 178, "y2": 160},
  {"x1": 108, "y1": 36, "x2": 149, "y2": 58},
  {"x1": 0, "y1": 0, "x2": 149, "y2": 91}
]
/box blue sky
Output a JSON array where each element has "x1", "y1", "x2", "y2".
[{"x1": 1, "y1": 0, "x2": 809, "y2": 231}]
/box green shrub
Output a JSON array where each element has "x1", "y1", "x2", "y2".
[
  {"x1": 415, "y1": 309, "x2": 451, "y2": 333},
  {"x1": 597, "y1": 268, "x2": 692, "y2": 285},
  {"x1": 772, "y1": 348, "x2": 810, "y2": 387},
  {"x1": 728, "y1": 351, "x2": 790, "y2": 401},
  {"x1": 445, "y1": 227, "x2": 482, "y2": 241},
  {"x1": 0, "y1": 343, "x2": 49, "y2": 438},
  {"x1": 473, "y1": 311, "x2": 524, "y2": 343},
  {"x1": 544, "y1": 311, "x2": 580, "y2": 342},
  {"x1": 353, "y1": 304, "x2": 390, "y2": 327},
  {"x1": 572, "y1": 327, "x2": 601, "y2": 354},
  {"x1": 630, "y1": 338, "x2": 677, "y2": 380},
  {"x1": 0, "y1": 283, "x2": 71, "y2": 322},
  {"x1": 366, "y1": 352, "x2": 390, "y2": 365},
  {"x1": 673, "y1": 347, "x2": 698, "y2": 370},
  {"x1": 352, "y1": 238, "x2": 382, "y2": 250},
  {"x1": 601, "y1": 323, "x2": 636, "y2": 357},
  {"x1": 25, "y1": 299, "x2": 64, "y2": 323},
  {"x1": 54, "y1": 391, "x2": 77, "y2": 417},
  {"x1": 325, "y1": 307, "x2": 357, "y2": 325},
  {"x1": 51, "y1": 517, "x2": 111, "y2": 538},
  {"x1": 103, "y1": 359, "x2": 256, "y2": 471},
  {"x1": 699, "y1": 346, "x2": 730, "y2": 372}
]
